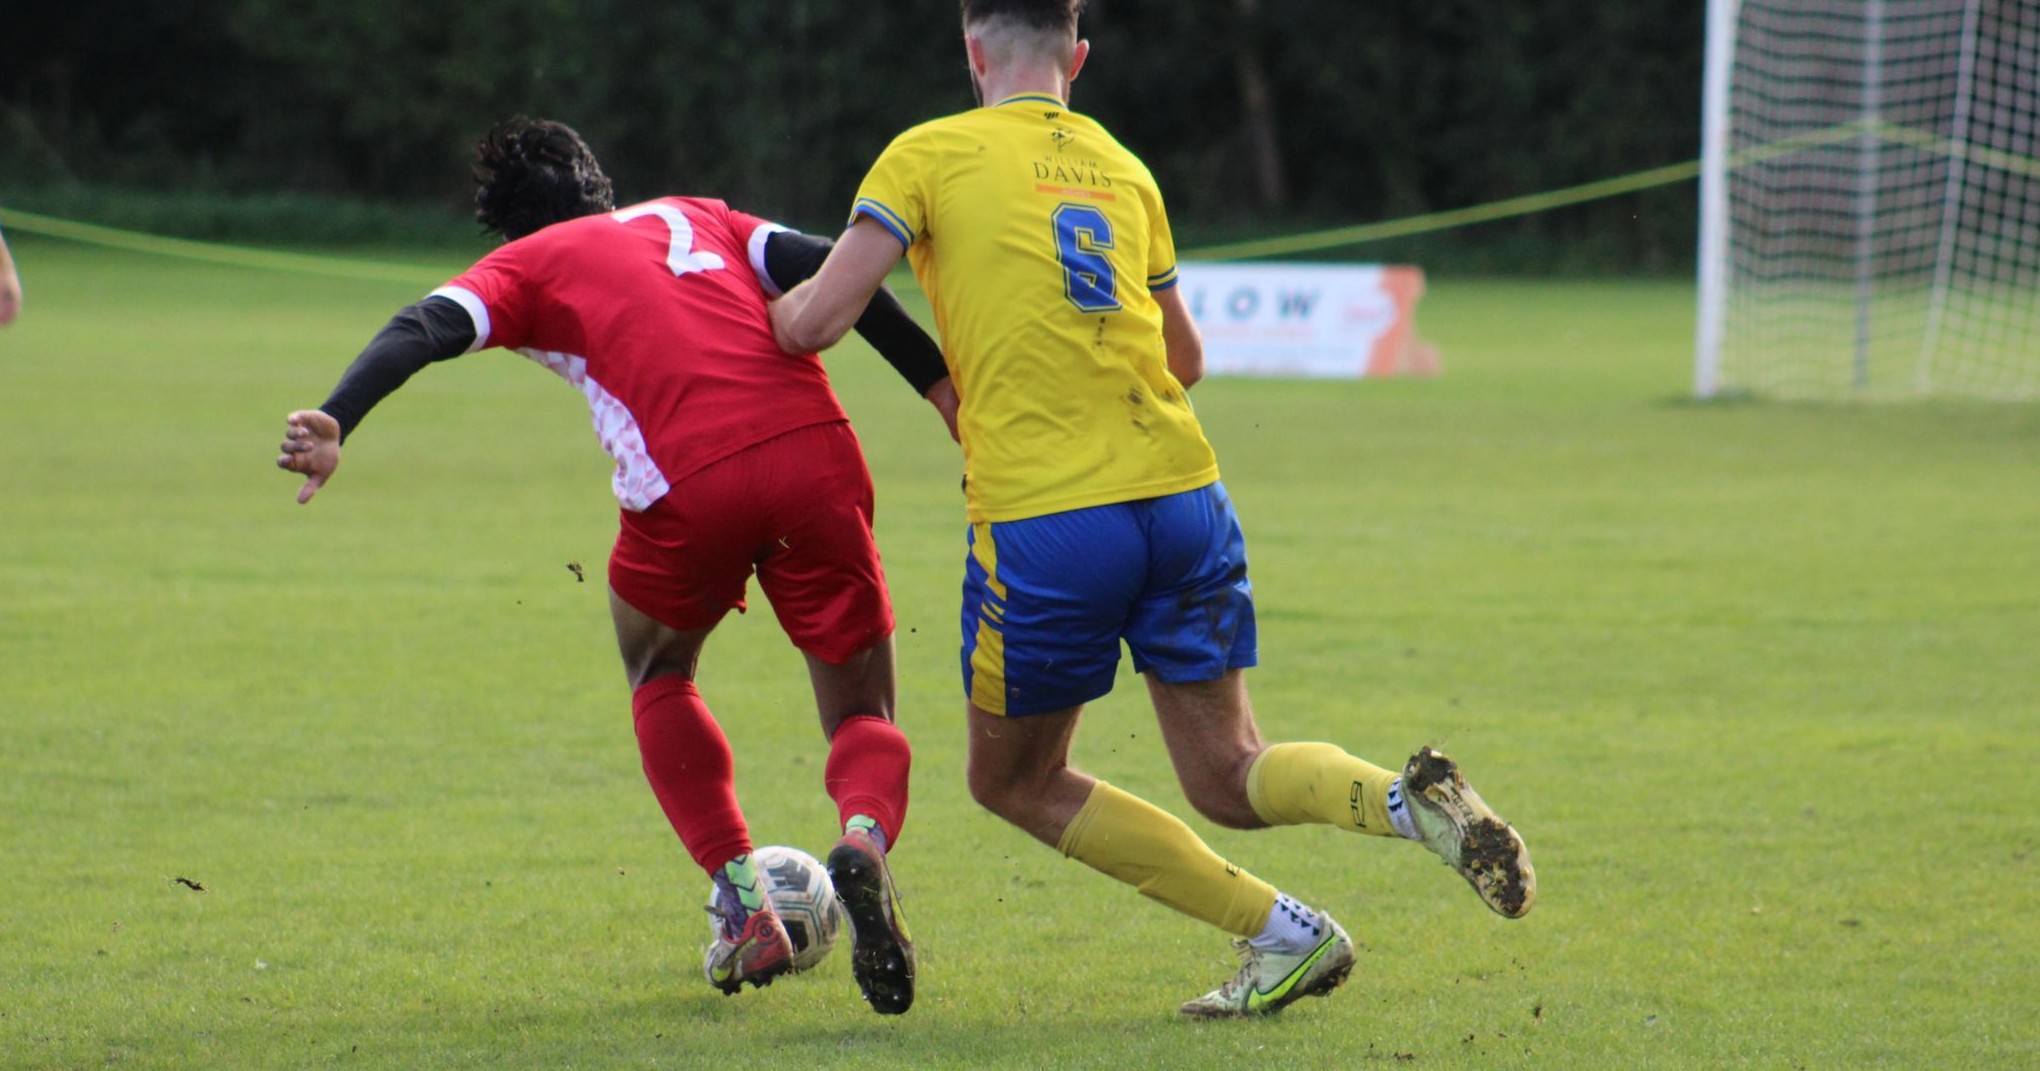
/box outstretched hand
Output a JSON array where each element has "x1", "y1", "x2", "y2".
[{"x1": 276, "y1": 410, "x2": 342, "y2": 504}]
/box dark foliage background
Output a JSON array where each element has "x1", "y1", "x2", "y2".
[{"x1": 1, "y1": 1, "x2": 1704, "y2": 269}]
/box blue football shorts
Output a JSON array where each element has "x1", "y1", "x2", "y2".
[{"x1": 960, "y1": 481, "x2": 1259, "y2": 717}]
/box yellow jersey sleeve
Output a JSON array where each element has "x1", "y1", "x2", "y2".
[{"x1": 852, "y1": 128, "x2": 938, "y2": 249}]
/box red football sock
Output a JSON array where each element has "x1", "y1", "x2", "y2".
[
  {"x1": 632, "y1": 675, "x2": 749, "y2": 874},
  {"x1": 824, "y1": 714, "x2": 912, "y2": 850}
]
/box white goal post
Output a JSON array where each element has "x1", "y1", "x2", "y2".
[{"x1": 1695, "y1": 0, "x2": 2040, "y2": 400}]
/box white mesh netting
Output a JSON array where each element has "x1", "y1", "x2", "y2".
[{"x1": 1703, "y1": 0, "x2": 2040, "y2": 399}]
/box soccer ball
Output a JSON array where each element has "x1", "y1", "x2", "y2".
[
  {"x1": 712, "y1": 845, "x2": 843, "y2": 972},
  {"x1": 757, "y1": 845, "x2": 843, "y2": 972}
]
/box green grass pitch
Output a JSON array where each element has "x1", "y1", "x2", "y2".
[{"x1": 1, "y1": 237, "x2": 2035, "y2": 1069}]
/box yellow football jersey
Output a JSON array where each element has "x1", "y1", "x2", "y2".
[{"x1": 852, "y1": 93, "x2": 1218, "y2": 523}]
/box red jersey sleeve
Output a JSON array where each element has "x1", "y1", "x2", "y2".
[
  {"x1": 431, "y1": 242, "x2": 535, "y2": 352},
  {"x1": 722, "y1": 206, "x2": 792, "y2": 296}
]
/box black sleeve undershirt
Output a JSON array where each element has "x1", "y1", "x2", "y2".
[
  {"x1": 761, "y1": 229, "x2": 948, "y2": 396},
  {"x1": 317, "y1": 296, "x2": 476, "y2": 441},
  {"x1": 318, "y1": 232, "x2": 943, "y2": 442}
]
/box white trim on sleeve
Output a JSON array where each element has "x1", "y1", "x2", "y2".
[
  {"x1": 745, "y1": 222, "x2": 792, "y2": 297},
  {"x1": 428, "y1": 285, "x2": 493, "y2": 352}
]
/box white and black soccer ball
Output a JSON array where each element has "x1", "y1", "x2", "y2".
[{"x1": 719, "y1": 845, "x2": 843, "y2": 972}]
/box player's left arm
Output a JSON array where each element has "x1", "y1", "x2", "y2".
[
  {"x1": 1154, "y1": 284, "x2": 1204, "y2": 389},
  {"x1": 761, "y1": 229, "x2": 947, "y2": 396},
  {"x1": 770, "y1": 218, "x2": 904, "y2": 357},
  {"x1": 1139, "y1": 181, "x2": 1200, "y2": 388}
]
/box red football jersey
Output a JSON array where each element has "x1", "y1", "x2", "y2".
[{"x1": 432, "y1": 197, "x2": 847, "y2": 511}]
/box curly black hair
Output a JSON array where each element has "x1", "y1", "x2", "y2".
[
  {"x1": 472, "y1": 118, "x2": 616, "y2": 241},
  {"x1": 961, "y1": 0, "x2": 1085, "y2": 33}
]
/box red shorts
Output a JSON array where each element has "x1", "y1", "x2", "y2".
[{"x1": 608, "y1": 421, "x2": 894, "y2": 664}]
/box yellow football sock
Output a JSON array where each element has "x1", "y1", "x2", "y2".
[
  {"x1": 1246, "y1": 742, "x2": 1403, "y2": 837},
  {"x1": 1057, "y1": 781, "x2": 1276, "y2": 938}
]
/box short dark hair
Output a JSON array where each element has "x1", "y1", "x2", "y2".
[
  {"x1": 960, "y1": 0, "x2": 1085, "y2": 35},
  {"x1": 472, "y1": 118, "x2": 616, "y2": 241}
]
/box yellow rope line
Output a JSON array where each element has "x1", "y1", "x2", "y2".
[
  {"x1": 0, "y1": 205, "x2": 452, "y2": 285},
  {"x1": 4, "y1": 121, "x2": 2033, "y2": 268},
  {"x1": 1181, "y1": 160, "x2": 1703, "y2": 261}
]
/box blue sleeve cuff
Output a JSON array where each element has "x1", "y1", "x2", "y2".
[{"x1": 851, "y1": 199, "x2": 915, "y2": 249}]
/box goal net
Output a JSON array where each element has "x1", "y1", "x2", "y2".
[{"x1": 1696, "y1": 0, "x2": 2040, "y2": 400}]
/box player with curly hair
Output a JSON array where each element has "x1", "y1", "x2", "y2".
[
  {"x1": 772, "y1": 0, "x2": 1535, "y2": 1018},
  {"x1": 277, "y1": 117, "x2": 931, "y2": 1013}
]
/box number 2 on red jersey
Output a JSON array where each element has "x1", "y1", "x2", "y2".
[{"x1": 612, "y1": 203, "x2": 727, "y2": 278}]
